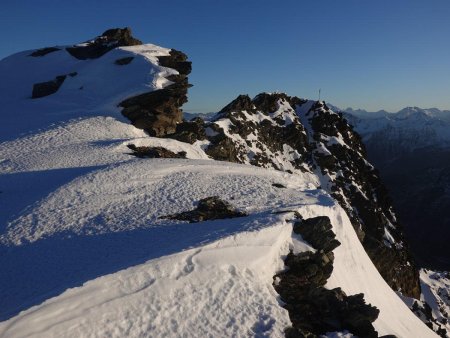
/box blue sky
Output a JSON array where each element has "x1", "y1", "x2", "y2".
[{"x1": 1, "y1": 0, "x2": 450, "y2": 113}]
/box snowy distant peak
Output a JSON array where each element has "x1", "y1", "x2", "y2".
[
  {"x1": 344, "y1": 105, "x2": 450, "y2": 152},
  {"x1": 342, "y1": 105, "x2": 450, "y2": 121},
  {"x1": 0, "y1": 28, "x2": 191, "y2": 140}
]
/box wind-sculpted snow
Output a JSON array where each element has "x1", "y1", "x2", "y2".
[
  {"x1": 0, "y1": 156, "x2": 319, "y2": 320},
  {"x1": 0, "y1": 162, "x2": 436, "y2": 337}
]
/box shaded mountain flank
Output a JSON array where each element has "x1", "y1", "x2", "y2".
[{"x1": 343, "y1": 110, "x2": 450, "y2": 271}]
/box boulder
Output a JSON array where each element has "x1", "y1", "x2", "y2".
[
  {"x1": 160, "y1": 196, "x2": 247, "y2": 223},
  {"x1": 293, "y1": 216, "x2": 341, "y2": 253},
  {"x1": 31, "y1": 72, "x2": 77, "y2": 99},
  {"x1": 126, "y1": 144, "x2": 186, "y2": 159}
]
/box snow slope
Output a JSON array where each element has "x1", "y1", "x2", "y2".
[
  {"x1": 0, "y1": 158, "x2": 436, "y2": 337},
  {"x1": 0, "y1": 35, "x2": 438, "y2": 337}
]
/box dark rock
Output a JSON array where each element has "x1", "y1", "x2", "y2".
[
  {"x1": 293, "y1": 216, "x2": 341, "y2": 253},
  {"x1": 119, "y1": 49, "x2": 191, "y2": 137},
  {"x1": 274, "y1": 216, "x2": 381, "y2": 338},
  {"x1": 126, "y1": 144, "x2": 186, "y2": 159},
  {"x1": 304, "y1": 101, "x2": 421, "y2": 298},
  {"x1": 31, "y1": 71, "x2": 78, "y2": 99},
  {"x1": 272, "y1": 183, "x2": 287, "y2": 188},
  {"x1": 218, "y1": 95, "x2": 255, "y2": 117},
  {"x1": 158, "y1": 49, "x2": 192, "y2": 75},
  {"x1": 115, "y1": 56, "x2": 134, "y2": 65},
  {"x1": 166, "y1": 117, "x2": 206, "y2": 144},
  {"x1": 66, "y1": 27, "x2": 142, "y2": 60},
  {"x1": 203, "y1": 93, "x2": 310, "y2": 171},
  {"x1": 32, "y1": 75, "x2": 67, "y2": 99},
  {"x1": 252, "y1": 92, "x2": 301, "y2": 115},
  {"x1": 29, "y1": 47, "x2": 60, "y2": 57},
  {"x1": 204, "y1": 130, "x2": 241, "y2": 163},
  {"x1": 160, "y1": 196, "x2": 247, "y2": 223},
  {"x1": 120, "y1": 80, "x2": 190, "y2": 136}
]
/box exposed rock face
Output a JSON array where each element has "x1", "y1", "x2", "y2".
[
  {"x1": 160, "y1": 196, "x2": 247, "y2": 223},
  {"x1": 120, "y1": 49, "x2": 192, "y2": 137},
  {"x1": 404, "y1": 269, "x2": 450, "y2": 337},
  {"x1": 166, "y1": 117, "x2": 206, "y2": 144},
  {"x1": 166, "y1": 93, "x2": 420, "y2": 298},
  {"x1": 29, "y1": 47, "x2": 60, "y2": 57},
  {"x1": 294, "y1": 216, "x2": 341, "y2": 253},
  {"x1": 126, "y1": 144, "x2": 186, "y2": 159},
  {"x1": 158, "y1": 49, "x2": 192, "y2": 76},
  {"x1": 299, "y1": 101, "x2": 421, "y2": 298},
  {"x1": 189, "y1": 93, "x2": 311, "y2": 173},
  {"x1": 31, "y1": 72, "x2": 77, "y2": 99},
  {"x1": 275, "y1": 216, "x2": 380, "y2": 337},
  {"x1": 66, "y1": 27, "x2": 142, "y2": 60}
]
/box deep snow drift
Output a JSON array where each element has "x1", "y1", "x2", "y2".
[{"x1": 0, "y1": 32, "x2": 439, "y2": 337}]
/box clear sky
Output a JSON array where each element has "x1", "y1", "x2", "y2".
[{"x1": 1, "y1": 0, "x2": 450, "y2": 113}]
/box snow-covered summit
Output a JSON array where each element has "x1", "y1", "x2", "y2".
[{"x1": 0, "y1": 27, "x2": 188, "y2": 142}]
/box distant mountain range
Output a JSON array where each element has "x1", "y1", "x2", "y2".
[{"x1": 340, "y1": 105, "x2": 450, "y2": 272}]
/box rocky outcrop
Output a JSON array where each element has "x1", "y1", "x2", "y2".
[
  {"x1": 31, "y1": 72, "x2": 77, "y2": 99},
  {"x1": 275, "y1": 216, "x2": 380, "y2": 337},
  {"x1": 66, "y1": 27, "x2": 142, "y2": 60},
  {"x1": 301, "y1": 101, "x2": 421, "y2": 298},
  {"x1": 160, "y1": 196, "x2": 246, "y2": 223},
  {"x1": 160, "y1": 92, "x2": 421, "y2": 299},
  {"x1": 120, "y1": 49, "x2": 192, "y2": 137},
  {"x1": 29, "y1": 47, "x2": 60, "y2": 57},
  {"x1": 126, "y1": 144, "x2": 186, "y2": 159},
  {"x1": 294, "y1": 216, "x2": 341, "y2": 253},
  {"x1": 185, "y1": 93, "x2": 311, "y2": 173},
  {"x1": 166, "y1": 117, "x2": 206, "y2": 144},
  {"x1": 405, "y1": 269, "x2": 450, "y2": 337}
]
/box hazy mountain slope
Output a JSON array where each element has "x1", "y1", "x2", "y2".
[{"x1": 343, "y1": 107, "x2": 450, "y2": 270}]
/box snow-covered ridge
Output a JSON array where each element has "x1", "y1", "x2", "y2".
[
  {"x1": 0, "y1": 159, "x2": 436, "y2": 337},
  {"x1": 0, "y1": 30, "x2": 177, "y2": 142},
  {"x1": 0, "y1": 30, "x2": 439, "y2": 337}
]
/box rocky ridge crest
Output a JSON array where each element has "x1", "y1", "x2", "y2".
[{"x1": 153, "y1": 93, "x2": 421, "y2": 298}]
